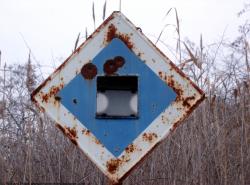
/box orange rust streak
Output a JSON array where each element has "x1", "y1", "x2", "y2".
[
  {"x1": 125, "y1": 144, "x2": 136, "y2": 153},
  {"x1": 163, "y1": 74, "x2": 199, "y2": 108},
  {"x1": 41, "y1": 84, "x2": 64, "y2": 103},
  {"x1": 172, "y1": 94, "x2": 206, "y2": 131},
  {"x1": 94, "y1": 138, "x2": 101, "y2": 145},
  {"x1": 106, "y1": 158, "x2": 122, "y2": 174},
  {"x1": 82, "y1": 129, "x2": 90, "y2": 136},
  {"x1": 165, "y1": 76, "x2": 184, "y2": 98},
  {"x1": 55, "y1": 124, "x2": 78, "y2": 146},
  {"x1": 31, "y1": 77, "x2": 52, "y2": 102},
  {"x1": 31, "y1": 98, "x2": 45, "y2": 113},
  {"x1": 106, "y1": 24, "x2": 133, "y2": 49},
  {"x1": 106, "y1": 153, "x2": 132, "y2": 175},
  {"x1": 182, "y1": 96, "x2": 195, "y2": 108},
  {"x1": 106, "y1": 24, "x2": 117, "y2": 42},
  {"x1": 66, "y1": 127, "x2": 77, "y2": 138},
  {"x1": 142, "y1": 133, "x2": 158, "y2": 142}
]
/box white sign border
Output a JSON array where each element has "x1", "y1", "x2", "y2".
[{"x1": 32, "y1": 11, "x2": 205, "y2": 183}]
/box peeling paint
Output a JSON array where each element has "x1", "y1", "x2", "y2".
[
  {"x1": 142, "y1": 133, "x2": 158, "y2": 142},
  {"x1": 106, "y1": 24, "x2": 133, "y2": 49},
  {"x1": 56, "y1": 124, "x2": 78, "y2": 146},
  {"x1": 40, "y1": 84, "x2": 64, "y2": 103},
  {"x1": 82, "y1": 129, "x2": 90, "y2": 136},
  {"x1": 106, "y1": 158, "x2": 122, "y2": 174},
  {"x1": 125, "y1": 144, "x2": 136, "y2": 153}
]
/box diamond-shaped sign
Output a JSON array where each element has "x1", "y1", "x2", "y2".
[{"x1": 31, "y1": 11, "x2": 205, "y2": 184}]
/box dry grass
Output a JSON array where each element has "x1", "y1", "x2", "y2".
[
  {"x1": 0, "y1": 38, "x2": 249, "y2": 185},
  {"x1": 0, "y1": 3, "x2": 249, "y2": 184}
]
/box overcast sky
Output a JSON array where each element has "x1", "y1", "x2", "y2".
[{"x1": 0, "y1": 0, "x2": 248, "y2": 75}]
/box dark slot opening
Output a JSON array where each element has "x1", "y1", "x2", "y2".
[
  {"x1": 96, "y1": 76, "x2": 138, "y2": 119},
  {"x1": 97, "y1": 76, "x2": 138, "y2": 92}
]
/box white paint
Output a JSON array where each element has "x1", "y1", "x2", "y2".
[
  {"x1": 96, "y1": 90, "x2": 138, "y2": 117},
  {"x1": 96, "y1": 93, "x2": 109, "y2": 114},
  {"x1": 130, "y1": 94, "x2": 138, "y2": 114}
]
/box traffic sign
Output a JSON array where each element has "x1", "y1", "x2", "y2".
[{"x1": 31, "y1": 11, "x2": 205, "y2": 184}]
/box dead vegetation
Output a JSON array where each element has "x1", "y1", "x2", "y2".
[{"x1": 0, "y1": 2, "x2": 249, "y2": 184}]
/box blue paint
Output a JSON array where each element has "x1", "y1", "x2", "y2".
[{"x1": 58, "y1": 38, "x2": 176, "y2": 157}]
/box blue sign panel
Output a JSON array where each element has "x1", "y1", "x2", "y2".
[{"x1": 57, "y1": 38, "x2": 176, "y2": 157}]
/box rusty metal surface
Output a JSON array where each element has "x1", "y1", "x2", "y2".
[
  {"x1": 103, "y1": 56, "x2": 125, "y2": 75},
  {"x1": 31, "y1": 11, "x2": 205, "y2": 184},
  {"x1": 81, "y1": 63, "x2": 98, "y2": 79}
]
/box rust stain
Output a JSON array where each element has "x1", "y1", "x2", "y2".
[
  {"x1": 40, "y1": 83, "x2": 64, "y2": 103},
  {"x1": 106, "y1": 24, "x2": 117, "y2": 42},
  {"x1": 106, "y1": 158, "x2": 122, "y2": 174},
  {"x1": 93, "y1": 13, "x2": 116, "y2": 35},
  {"x1": 85, "y1": 130, "x2": 90, "y2": 136},
  {"x1": 103, "y1": 56, "x2": 125, "y2": 75},
  {"x1": 104, "y1": 59, "x2": 117, "y2": 75},
  {"x1": 81, "y1": 63, "x2": 98, "y2": 80},
  {"x1": 82, "y1": 129, "x2": 90, "y2": 136},
  {"x1": 171, "y1": 94, "x2": 206, "y2": 132},
  {"x1": 125, "y1": 144, "x2": 136, "y2": 153},
  {"x1": 94, "y1": 138, "x2": 101, "y2": 145},
  {"x1": 184, "y1": 94, "x2": 205, "y2": 118},
  {"x1": 165, "y1": 76, "x2": 184, "y2": 99},
  {"x1": 172, "y1": 119, "x2": 184, "y2": 132},
  {"x1": 31, "y1": 97, "x2": 45, "y2": 113},
  {"x1": 163, "y1": 74, "x2": 199, "y2": 108},
  {"x1": 114, "y1": 56, "x2": 125, "y2": 68},
  {"x1": 142, "y1": 133, "x2": 158, "y2": 142},
  {"x1": 56, "y1": 123, "x2": 65, "y2": 133},
  {"x1": 182, "y1": 96, "x2": 195, "y2": 108},
  {"x1": 31, "y1": 76, "x2": 51, "y2": 102},
  {"x1": 56, "y1": 124, "x2": 78, "y2": 146},
  {"x1": 161, "y1": 74, "x2": 201, "y2": 109},
  {"x1": 106, "y1": 150, "x2": 132, "y2": 174},
  {"x1": 106, "y1": 24, "x2": 133, "y2": 49},
  {"x1": 67, "y1": 127, "x2": 77, "y2": 138}
]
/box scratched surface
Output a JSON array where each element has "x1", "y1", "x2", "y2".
[{"x1": 31, "y1": 11, "x2": 205, "y2": 184}]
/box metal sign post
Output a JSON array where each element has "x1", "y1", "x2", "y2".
[{"x1": 31, "y1": 11, "x2": 204, "y2": 184}]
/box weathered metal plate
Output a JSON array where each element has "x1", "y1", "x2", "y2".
[{"x1": 31, "y1": 11, "x2": 205, "y2": 183}]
